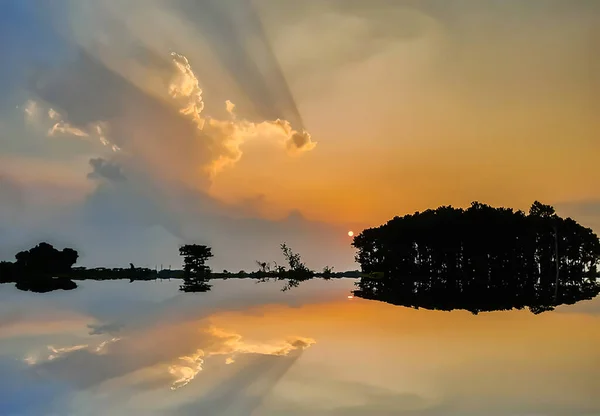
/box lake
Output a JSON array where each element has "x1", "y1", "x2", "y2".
[{"x1": 1, "y1": 278, "x2": 599, "y2": 416}]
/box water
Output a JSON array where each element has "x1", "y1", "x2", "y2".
[{"x1": 0, "y1": 279, "x2": 599, "y2": 416}]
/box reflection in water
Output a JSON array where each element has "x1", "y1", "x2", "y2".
[
  {"x1": 0, "y1": 278, "x2": 598, "y2": 415},
  {"x1": 168, "y1": 327, "x2": 314, "y2": 390},
  {"x1": 353, "y1": 275, "x2": 600, "y2": 314}
]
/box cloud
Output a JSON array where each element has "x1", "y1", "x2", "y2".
[
  {"x1": 26, "y1": 320, "x2": 313, "y2": 395},
  {"x1": 87, "y1": 322, "x2": 124, "y2": 335},
  {"x1": 166, "y1": 0, "x2": 306, "y2": 128},
  {"x1": 28, "y1": 40, "x2": 315, "y2": 180},
  {"x1": 24, "y1": 336, "x2": 120, "y2": 366},
  {"x1": 23, "y1": 100, "x2": 39, "y2": 121},
  {"x1": 0, "y1": 34, "x2": 339, "y2": 271},
  {"x1": 87, "y1": 158, "x2": 126, "y2": 182},
  {"x1": 0, "y1": 0, "x2": 355, "y2": 272},
  {"x1": 24, "y1": 99, "x2": 120, "y2": 152},
  {"x1": 168, "y1": 327, "x2": 314, "y2": 390},
  {"x1": 167, "y1": 50, "x2": 316, "y2": 177}
]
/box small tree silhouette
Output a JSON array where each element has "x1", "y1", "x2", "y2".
[{"x1": 179, "y1": 244, "x2": 213, "y2": 292}]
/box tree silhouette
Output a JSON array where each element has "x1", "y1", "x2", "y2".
[
  {"x1": 1, "y1": 242, "x2": 80, "y2": 292},
  {"x1": 179, "y1": 244, "x2": 213, "y2": 292},
  {"x1": 14, "y1": 242, "x2": 79, "y2": 277},
  {"x1": 352, "y1": 201, "x2": 600, "y2": 314},
  {"x1": 254, "y1": 243, "x2": 317, "y2": 291}
]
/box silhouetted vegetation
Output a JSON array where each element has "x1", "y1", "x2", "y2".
[
  {"x1": 179, "y1": 244, "x2": 213, "y2": 292},
  {"x1": 0, "y1": 243, "x2": 186, "y2": 292},
  {"x1": 177, "y1": 243, "x2": 341, "y2": 292},
  {"x1": 69, "y1": 264, "x2": 181, "y2": 282},
  {"x1": 252, "y1": 243, "x2": 332, "y2": 291},
  {"x1": 351, "y1": 201, "x2": 600, "y2": 313},
  {"x1": 0, "y1": 242, "x2": 79, "y2": 292},
  {"x1": 3, "y1": 201, "x2": 598, "y2": 314},
  {"x1": 0, "y1": 241, "x2": 354, "y2": 293}
]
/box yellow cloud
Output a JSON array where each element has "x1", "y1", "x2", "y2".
[
  {"x1": 167, "y1": 326, "x2": 315, "y2": 390},
  {"x1": 167, "y1": 52, "x2": 317, "y2": 178}
]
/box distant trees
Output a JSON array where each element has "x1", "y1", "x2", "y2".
[
  {"x1": 352, "y1": 201, "x2": 600, "y2": 313},
  {"x1": 179, "y1": 244, "x2": 213, "y2": 292}
]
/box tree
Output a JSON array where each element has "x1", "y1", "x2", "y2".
[
  {"x1": 15, "y1": 242, "x2": 79, "y2": 277},
  {"x1": 179, "y1": 244, "x2": 213, "y2": 292},
  {"x1": 280, "y1": 243, "x2": 310, "y2": 275},
  {"x1": 9, "y1": 242, "x2": 79, "y2": 292},
  {"x1": 60, "y1": 248, "x2": 79, "y2": 273},
  {"x1": 253, "y1": 244, "x2": 316, "y2": 291},
  {"x1": 529, "y1": 201, "x2": 556, "y2": 218}
]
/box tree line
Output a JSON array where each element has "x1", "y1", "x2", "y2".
[
  {"x1": 2, "y1": 200, "x2": 598, "y2": 314},
  {"x1": 0, "y1": 241, "x2": 350, "y2": 293},
  {"x1": 351, "y1": 201, "x2": 600, "y2": 313}
]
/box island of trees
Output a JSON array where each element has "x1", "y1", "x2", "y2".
[
  {"x1": 351, "y1": 201, "x2": 600, "y2": 313},
  {"x1": 1, "y1": 201, "x2": 598, "y2": 313}
]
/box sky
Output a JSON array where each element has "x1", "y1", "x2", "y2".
[
  {"x1": 0, "y1": 279, "x2": 599, "y2": 415},
  {"x1": 0, "y1": 0, "x2": 599, "y2": 271}
]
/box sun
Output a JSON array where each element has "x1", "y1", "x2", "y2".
[{"x1": 347, "y1": 231, "x2": 354, "y2": 237}]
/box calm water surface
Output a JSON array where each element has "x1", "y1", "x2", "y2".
[{"x1": 1, "y1": 279, "x2": 599, "y2": 416}]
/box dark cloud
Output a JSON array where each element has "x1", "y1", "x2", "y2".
[
  {"x1": 87, "y1": 158, "x2": 126, "y2": 182},
  {"x1": 286, "y1": 130, "x2": 315, "y2": 152},
  {"x1": 87, "y1": 322, "x2": 123, "y2": 335}
]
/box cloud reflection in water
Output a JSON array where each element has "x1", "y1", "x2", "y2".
[{"x1": 0, "y1": 278, "x2": 598, "y2": 415}]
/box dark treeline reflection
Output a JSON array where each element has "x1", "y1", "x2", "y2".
[
  {"x1": 352, "y1": 201, "x2": 600, "y2": 314},
  {"x1": 353, "y1": 275, "x2": 600, "y2": 315}
]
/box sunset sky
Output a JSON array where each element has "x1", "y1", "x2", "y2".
[{"x1": 0, "y1": 0, "x2": 599, "y2": 271}]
